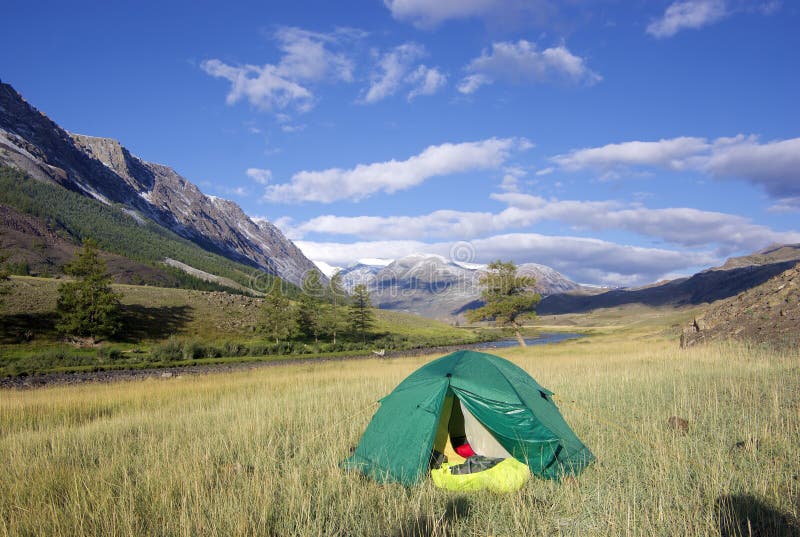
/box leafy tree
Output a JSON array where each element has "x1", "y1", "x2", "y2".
[
  {"x1": 297, "y1": 271, "x2": 325, "y2": 344},
  {"x1": 260, "y1": 286, "x2": 297, "y2": 345},
  {"x1": 466, "y1": 260, "x2": 541, "y2": 347},
  {"x1": 56, "y1": 239, "x2": 123, "y2": 343},
  {"x1": 348, "y1": 284, "x2": 375, "y2": 343},
  {"x1": 323, "y1": 270, "x2": 347, "y2": 345}
]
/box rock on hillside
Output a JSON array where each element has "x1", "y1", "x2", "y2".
[
  {"x1": 0, "y1": 81, "x2": 317, "y2": 286},
  {"x1": 680, "y1": 262, "x2": 800, "y2": 350}
]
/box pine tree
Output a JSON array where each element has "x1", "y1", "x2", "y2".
[
  {"x1": 466, "y1": 260, "x2": 540, "y2": 347},
  {"x1": 323, "y1": 270, "x2": 347, "y2": 345},
  {"x1": 297, "y1": 271, "x2": 324, "y2": 344},
  {"x1": 348, "y1": 284, "x2": 375, "y2": 344},
  {"x1": 56, "y1": 239, "x2": 123, "y2": 343},
  {"x1": 260, "y1": 286, "x2": 296, "y2": 345}
]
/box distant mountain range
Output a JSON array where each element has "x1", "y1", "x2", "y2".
[
  {"x1": 0, "y1": 81, "x2": 317, "y2": 287},
  {"x1": 537, "y1": 244, "x2": 800, "y2": 315},
  {"x1": 334, "y1": 253, "x2": 586, "y2": 320}
]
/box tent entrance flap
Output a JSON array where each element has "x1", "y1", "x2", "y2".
[{"x1": 432, "y1": 392, "x2": 512, "y2": 460}]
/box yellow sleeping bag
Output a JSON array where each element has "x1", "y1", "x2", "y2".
[{"x1": 431, "y1": 457, "x2": 530, "y2": 493}]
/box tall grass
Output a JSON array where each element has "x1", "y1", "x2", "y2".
[{"x1": 1, "y1": 332, "x2": 798, "y2": 536}]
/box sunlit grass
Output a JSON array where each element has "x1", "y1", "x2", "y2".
[{"x1": 1, "y1": 328, "x2": 798, "y2": 536}]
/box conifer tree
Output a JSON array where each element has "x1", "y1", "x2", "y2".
[
  {"x1": 348, "y1": 283, "x2": 375, "y2": 344},
  {"x1": 56, "y1": 239, "x2": 122, "y2": 342},
  {"x1": 324, "y1": 270, "x2": 347, "y2": 345},
  {"x1": 297, "y1": 271, "x2": 325, "y2": 344},
  {"x1": 260, "y1": 285, "x2": 297, "y2": 345}
]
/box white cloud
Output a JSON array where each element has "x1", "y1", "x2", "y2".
[
  {"x1": 264, "y1": 137, "x2": 529, "y2": 203},
  {"x1": 384, "y1": 0, "x2": 501, "y2": 27},
  {"x1": 361, "y1": 43, "x2": 446, "y2": 103},
  {"x1": 383, "y1": 0, "x2": 565, "y2": 30},
  {"x1": 273, "y1": 26, "x2": 357, "y2": 83},
  {"x1": 552, "y1": 137, "x2": 709, "y2": 171},
  {"x1": 406, "y1": 65, "x2": 448, "y2": 101},
  {"x1": 552, "y1": 135, "x2": 800, "y2": 201},
  {"x1": 296, "y1": 234, "x2": 719, "y2": 287},
  {"x1": 647, "y1": 0, "x2": 728, "y2": 38},
  {"x1": 202, "y1": 26, "x2": 362, "y2": 114},
  {"x1": 458, "y1": 40, "x2": 601, "y2": 94},
  {"x1": 201, "y1": 59, "x2": 314, "y2": 113},
  {"x1": 283, "y1": 192, "x2": 800, "y2": 254},
  {"x1": 246, "y1": 168, "x2": 272, "y2": 185}
]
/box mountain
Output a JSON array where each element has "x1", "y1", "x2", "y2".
[
  {"x1": 680, "y1": 263, "x2": 800, "y2": 349},
  {"x1": 0, "y1": 81, "x2": 316, "y2": 286},
  {"x1": 338, "y1": 253, "x2": 583, "y2": 320},
  {"x1": 538, "y1": 244, "x2": 800, "y2": 315}
]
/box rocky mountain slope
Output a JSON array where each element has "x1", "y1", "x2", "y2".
[
  {"x1": 538, "y1": 245, "x2": 800, "y2": 315},
  {"x1": 0, "y1": 81, "x2": 316, "y2": 286},
  {"x1": 680, "y1": 262, "x2": 800, "y2": 350},
  {"x1": 338, "y1": 253, "x2": 583, "y2": 320}
]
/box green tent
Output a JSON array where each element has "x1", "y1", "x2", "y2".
[{"x1": 342, "y1": 350, "x2": 594, "y2": 486}]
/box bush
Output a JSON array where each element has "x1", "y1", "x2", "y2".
[
  {"x1": 150, "y1": 337, "x2": 183, "y2": 361},
  {"x1": 181, "y1": 339, "x2": 204, "y2": 360},
  {"x1": 97, "y1": 347, "x2": 122, "y2": 361}
]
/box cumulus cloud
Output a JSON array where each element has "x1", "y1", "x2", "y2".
[
  {"x1": 202, "y1": 26, "x2": 362, "y2": 113},
  {"x1": 281, "y1": 192, "x2": 800, "y2": 255},
  {"x1": 458, "y1": 40, "x2": 601, "y2": 94},
  {"x1": 551, "y1": 135, "x2": 800, "y2": 201},
  {"x1": 296, "y1": 234, "x2": 719, "y2": 287},
  {"x1": 362, "y1": 43, "x2": 446, "y2": 103},
  {"x1": 647, "y1": 0, "x2": 728, "y2": 38},
  {"x1": 264, "y1": 137, "x2": 529, "y2": 203}
]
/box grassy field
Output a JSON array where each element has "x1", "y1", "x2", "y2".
[{"x1": 1, "y1": 318, "x2": 798, "y2": 536}]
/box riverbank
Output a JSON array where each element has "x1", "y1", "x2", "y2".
[{"x1": 0, "y1": 333, "x2": 585, "y2": 389}]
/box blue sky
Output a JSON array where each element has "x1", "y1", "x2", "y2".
[{"x1": 2, "y1": 0, "x2": 799, "y2": 286}]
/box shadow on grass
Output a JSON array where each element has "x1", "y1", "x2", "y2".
[
  {"x1": 117, "y1": 304, "x2": 193, "y2": 342},
  {"x1": 0, "y1": 312, "x2": 58, "y2": 343},
  {"x1": 392, "y1": 496, "x2": 470, "y2": 537},
  {"x1": 716, "y1": 494, "x2": 799, "y2": 537}
]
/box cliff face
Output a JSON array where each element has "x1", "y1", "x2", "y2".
[{"x1": 0, "y1": 81, "x2": 317, "y2": 286}]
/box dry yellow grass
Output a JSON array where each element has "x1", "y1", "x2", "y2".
[{"x1": 1, "y1": 326, "x2": 798, "y2": 536}]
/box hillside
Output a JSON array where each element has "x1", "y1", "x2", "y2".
[
  {"x1": 0, "y1": 165, "x2": 274, "y2": 293},
  {"x1": 538, "y1": 245, "x2": 800, "y2": 315},
  {"x1": 681, "y1": 263, "x2": 800, "y2": 349},
  {"x1": 0, "y1": 81, "x2": 317, "y2": 286}
]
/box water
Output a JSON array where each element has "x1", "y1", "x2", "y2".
[{"x1": 476, "y1": 332, "x2": 584, "y2": 349}]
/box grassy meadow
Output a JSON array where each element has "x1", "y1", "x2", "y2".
[
  {"x1": 1, "y1": 318, "x2": 798, "y2": 536},
  {"x1": 0, "y1": 276, "x2": 493, "y2": 376}
]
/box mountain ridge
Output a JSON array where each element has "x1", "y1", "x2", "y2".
[{"x1": 0, "y1": 80, "x2": 317, "y2": 286}]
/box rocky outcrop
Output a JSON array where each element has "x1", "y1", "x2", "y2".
[
  {"x1": 0, "y1": 80, "x2": 317, "y2": 286},
  {"x1": 680, "y1": 263, "x2": 800, "y2": 350}
]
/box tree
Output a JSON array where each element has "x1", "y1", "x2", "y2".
[
  {"x1": 466, "y1": 260, "x2": 541, "y2": 347},
  {"x1": 323, "y1": 270, "x2": 347, "y2": 345},
  {"x1": 297, "y1": 271, "x2": 325, "y2": 344},
  {"x1": 56, "y1": 239, "x2": 122, "y2": 343},
  {"x1": 348, "y1": 284, "x2": 375, "y2": 344},
  {"x1": 260, "y1": 286, "x2": 297, "y2": 345}
]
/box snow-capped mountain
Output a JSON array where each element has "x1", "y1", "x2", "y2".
[
  {"x1": 0, "y1": 81, "x2": 317, "y2": 286},
  {"x1": 336, "y1": 253, "x2": 582, "y2": 320}
]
